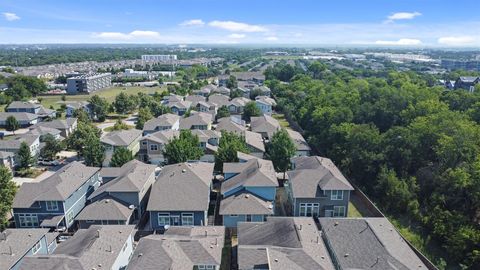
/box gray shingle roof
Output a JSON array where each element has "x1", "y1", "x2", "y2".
[
  {"x1": 13, "y1": 162, "x2": 100, "y2": 208},
  {"x1": 127, "y1": 226, "x2": 225, "y2": 270},
  {"x1": 319, "y1": 218, "x2": 427, "y2": 270},
  {"x1": 168, "y1": 100, "x2": 192, "y2": 110},
  {"x1": 245, "y1": 130, "x2": 265, "y2": 152},
  {"x1": 238, "y1": 217, "x2": 334, "y2": 270},
  {"x1": 34, "y1": 118, "x2": 77, "y2": 130},
  {"x1": 255, "y1": 96, "x2": 276, "y2": 106},
  {"x1": 19, "y1": 225, "x2": 135, "y2": 270},
  {"x1": 221, "y1": 158, "x2": 278, "y2": 195},
  {"x1": 141, "y1": 129, "x2": 180, "y2": 144},
  {"x1": 250, "y1": 115, "x2": 281, "y2": 138},
  {"x1": 76, "y1": 196, "x2": 134, "y2": 221},
  {"x1": 147, "y1": 162, "x2": 214, "y2": 211},
  {"x1": 208, "y1": 94, "x2": 230, "y2": 107},
  {"x1": 7, "y1": 101, "x2": 40, "y2": 110},
  {"x1": 287, "y1": 129, "x2": 311, "y2": 151},
  {"x1": 101, "y1": 129, "x2": 142, "y2": 146},
  {"x1": 220, "y1": 191, "x2": 273, "y2": 215},
  {"x1": 216, "y1": 117, "x2": 246, "y2": 134},
  {"x1": 143, "y1": 113, "x2": 180, "y2": 131},
  {"x1": 0, "y1": 228, "x2": 50, "y2": 270},
  {"x1": 179, "y1": 112, "x2": 213, "y2": 129},
  {"x1": 0, "y1": 112, "x2": 38, "y2": 122},
  {"x1": 185, "y1": 94, "x2": 207, "y2": 104},
  {"x1": 287, "y1": 156, "x2": 353, "y2": 199}
]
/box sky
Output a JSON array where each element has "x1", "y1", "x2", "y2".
[{"x1": 0, "y1": 0, "x2": 479, "y2": 47}]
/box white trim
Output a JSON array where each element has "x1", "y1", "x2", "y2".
[
  {"x1": 333, "y1": 206, "x2": 346, "y2": 217},
  {"x1": 331, "y1": 190, "x2": 344, "y2": 201},
  {"x1": 46, "y1": 201, "x2": 59, "y2": 211},
  {"x1": 181, "y1": 213, "x2": 194, "y2": 226}
]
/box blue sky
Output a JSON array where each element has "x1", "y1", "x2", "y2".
[{"x1": 0, "y1": 0, "x2": 479, "y2": 46}]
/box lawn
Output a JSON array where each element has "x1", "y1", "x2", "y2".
[
  {"x1": 347, "y1": 201, "x2": 363, "y2": 217},
  {"x1": 272, "y1": 113, "x2": 290, "y2": 128}
]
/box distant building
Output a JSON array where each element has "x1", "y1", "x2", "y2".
[
  {"x1": 454, "y1": 76, "x2": 479, "y2": 92},
  {"x1": 66, "y1": 73, "x2": 111, "y2": 94},
  {"x1": 441, "y1": 59, "x2": 480, "y2": 71},
  {"x1": 65, "y1": 101, "x2": 92, "y2": 118},
  {"x1": 141, "y1": 54, "x2": 178, "y2": 63},
  {"x1": 121, "y1": 69, "x2": 151, "y2": 80}
]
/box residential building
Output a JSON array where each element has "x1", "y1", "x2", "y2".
[
  {"x1": 65, "y1": 101, "x2": 92, "y2": 118},
  {"x1": 0, "y1": 151, "x2": 15, "y2": 170},
  {"x1": 237, "y1": 87, "x2": 251, "y2": 98},
  {"x1": 250, "y1": 114, "x2": 281, "y2": 140},
  {"x1": 121, "y1": 68, "x2": 151, "y2": 80},
  {"x1": 139, "y1": 130, "x2": 179, "y2": 164},
  {"x1": 192, "y1": 129, "x2": 221, "y2": 162},
  {"x1": 220, "y1": 158, "x2": 278, "y2": 227},
  {"x1": 228, "y1": 97, "x2": 251, "y2": 114},
  {"x1": 319, "y1": 218, "x2": 428, "y2": 269},
  {"x1": 81, "y1": 159, "x2": 157, "y2": 227},
  {"x1": 237, "y1": 217, "x2": 335, "y2": 270},
  {"x1": 142, "y1": 113, "x2": 180, "y2": 135},
  {"x1": 253, "y1": 85, "x2": 271, "y2": 96},
  {"x1": 32, "y1": 118, "x2": 78, "y2": 138},
  {"x1": 66, "y1": 73, "x2": 112, "y2": 94},
  {"x1": 286, "y1": 156, "x2": 354, "y2": 218},
  {"x1": 127, "y1": 226, "x2": 225, "y2": 270},
  {"x1": 213, "y1": 86, "x2": 231, "y2": 96},
  {"x1": 0, "y1": 229, "x2": 58, "y2": 270},
  {"x1": 147, "y1": 162, "x2": 214, "y2": 230},
  {"x1": 454, "y1": 76, "x2": 479, "y2": 92},
  {"x1": 255, "y1": 96, "x2": 276, "y2": 115},
  {"x1": 185, "y1": 94, "x2": 206, "y2": 105},
  {"x1": 0, "y1": 134, "x2": 41, "y2": 157},
  {"x1": 27, "y1": 126, "x2": 63, "y2": 141},
  {"x1": 101, "y1": 129, "x2": 142, "y2": 167},
  {"x1": 208, "y1": 94, "x2": 230, "y2": 108},
  {"x1": 141, "y1": 54, "x2": 177, "y2": 62},
  {"x1": 12, "y1": 162, "x2": 100, "y2": 230},
  {"x1": 441, "y1": 59, "x2": 480, "y2": 71},
  {"x1": 195, "y1": 101, "x2": 217, "y2": 114},
  {"x1": 179, "y1": 111, "x2": 213, "y2": 130},
  {"x1": 244, "y1": 131, "x2": 265, "y2": 158},
  {"x1": 19, "y1": 225, "x2": 135, "y2": 270},
  {"x1": 216, "y1": 116, "x2": 247, "y2": 135},
  {"x1": 0, "y1": 112, "x2": 39, "y2": 128},
  {"x1": 168, "y1": 100, "x2": 192, "y2": 116},
  {"x1": 219, "y1": 72, "x2": 265, "y2": 86},
  {"x1": 193, "y1": 84, "x2": 217, "y2": 97},
  {"x1": 6, "y1": 101, "x2": 56, "y2": 119},
  {"x1": 286, "y1": 129, "x2": 311, "y2": 157}
]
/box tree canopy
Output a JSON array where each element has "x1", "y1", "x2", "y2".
[
  {"x1": 5, "y1": 116, "x2": 19, "y2": 133},
  {"x1": 110, "y1": 147, "x2": 133, "y2": 167},
  {"x1": 266, "y1": 128, "x2": 296, "y2": 178},
  {"x1": 0, "y1": 166, "x2": 15, "y2": 229},
  {"x1": 163, "y1": 130, "x2": 203, "y2": 164},
  {"x1": 214, "y1": 131, "x2": 249, "y2": 172}
]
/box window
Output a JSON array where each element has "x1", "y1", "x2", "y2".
[
  {"x1": 158, "y1": 213, "x2": 170, "y2": 226},
  {"x1": 18, "y1": 214, "x2": 39, "y2": 227},
  {"x1": 150, "y1": 144, "x2": 158, "y2": 151},
  {"x1": 331, "y1": 190, "x2": 344, "y2": 200},
  {"x1": 197, "y1": 265, "x2": 215, "y2": 270},
  {"x1": 142, "y1": 141, "x2": 147, "y2": 145},
  {"x1": 182, "y1": 213, "x2": 194, "y2": 226},
  {"x1": 299, "y1": 203, "x2": 320, "y2": 217},
  {"x1": 246, "y1": 215, "x2": 252, "y2": 222},
  {"x1": 31, "y1": 241, "x2": 42, "y2": 254},
  {"x1": 46, "y1": 201, "x2": 59, "y2": 211},
  {"x1": 229, "y1": 214, "x2": 238, "y2": 217},
  {"x1": 333, "y1": 206, "x2": 346, "y2": 217}
]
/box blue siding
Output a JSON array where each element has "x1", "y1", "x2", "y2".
[
  {"x1": 245, "y1": 186, "x2": 276, "y2": 201},
  {"x1": 223, "y1": 186, "x2": 243, "y2": 198},
  {"x1": 10, "y1": 236, "x2": 48, "y2": 270},
  {"x1": 224, "y1": 172, "x2": 238, "y2": 180},
  {"x1": 149, "y1": 211, "x2": 206, "y2": 230},
  {"x1": 223, "y1": 214, "x2": 267, "y2": 228}
]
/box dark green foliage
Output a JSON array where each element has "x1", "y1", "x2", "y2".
[
  {"x1": 214, "y1": 131, "x2": 249, "y2": 172},
  {"x1": 40, "y1": 134, "x2": 63, "y2": 161},
  {"x1": 73, "y1": 109, "x2": 91, "y2": 124},
  {"x1": 163, "y1": 130, "x2": 203, "y2": 164},
  {"x1": 266, "y1": 129, "x2": 296, "y2": 178},
  {"x1": 110, "y1": 147, "x2": 133, "y2": 167},
  {"x1": 67, "y1": 122, "x2": 102, "y2": 156},
  {"x1": 114, "y1": 92, "x2": 137, "y2": 114},
  {"x1": 89, "y1": 95, "x2": 109, "y2": 122},
  {"x1": 243, "y1": 101, "x2": 262, "y2": 122},
  {"x1": 216, "y1": 105, "x2": 230, "y2": 120},
  {"x1": 4, "y1": 75, "x2": 47, "y2": 100},
  {"x1": 136, "y1": 107, "x2": 153, "y2": 129},
  {"x1": 17, "y1": 142, "x2": 33, "y2": 169},
  {"x1": 83, "y1": 134, "x2": 104, "y2": 167},
  {"x1": 0, "y1": 166, "x2": 16, "y2": 229},
  {"x1": 226, "y1": 75, "x2": 238, "y2": 89},
  {"x1": 112, "y1": 119, "x2": 130, "y2": 131},
  {"x1": 5, "y1": 116, "x2": 19, "y2": 132}
]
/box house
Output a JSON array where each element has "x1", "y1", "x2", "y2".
[
  {"x1": 244, "y1": 130, "x2": 265, "y2": 158},
  {"x1": 286, "y1": 129, "x2": 311, "y2": 157},
  {"x1": 6, "y1": 101, "x2": 56, "y2": 119},
  {"x1": 19, "y1": 225, "x2": 135, "y2": 270},
  {"x1": 0, "y1": 229, "x2": 58, "y2": 270},
  {"x1": 213, "y1": 86, "x2": 231, "y2": 96},
  {"x1": 228, "y1": 97, "x2": 251, "y2": 114},
  {"x1": 219, "y1": 72, "x2": 265, "y2": 86},
  {"x1": 216, "y1": 116, "x2": 247, "y2": 134},
  {"x1": 0, "y1": 134, "x2": 41, "y2": 157},
  {"x1": 147, "y1": 162, "x2": 214, "y2": 230},
  {"x1": 101, "y1": 129, "x2": 142, "y2": 167},
  {"x1": 208, "y1": 94, "x2": 230, "y2": 108},
  {"x1": 237, "y1": 217, "x2": 335, "y2": 270},
  {"x1": 127, "y1": 226, "x2": 225, "y2": 270},
  {"x1": 81, "y1": 159, "x2": 157, "y2": 227},
  {"x1": 168, "y1": 100, "x2": 192, "y2": 116},
  {"x1": 192, "y1": 84, "x2": 217, "y2": 97},
  {"x1": 192, "y1": 129, "x2": 221, "y2": 162},
  {"x1": 253, "y1": 85, "x2": 271, "y2": 96},
  {"x1": 255, "y1": 96, "x2": 276, "y2": 115},
  {"x1": 185, "y1": 94, "x2": 206, "y2": 105},
  {"x1": 454, "y1": 76, "x2": 479, "y2": 91},
  {"x1": 319, "y1": 218, "x2": 428, "y2": 269},
  {"x1": 237, "y1": 87, "x2": 251, "y2": 98},
  {"x1": 65, "y1": 101, "x2": 92, "y2": 118},
  {"x1": 32, "y1": 118, "x2": 78, "y2": 138},
  {"x1": 195, "y1": 101, "x2": 217, "y2": 114},
  {"x1": 142, "y1": 113, "x2": 180, "y2": 135},
  {"x1": 162, "y1": 94, "x2": 185, "y2": 104},
  {"x1": 180, "y1": 111, "x2": 213, "y2": 130},
  {"x1": 250, "y1": 114, "x2": 281, "y2": 140},
  {"x1": 139, "y1": 130, "x2": 179, "y2": 164},
  {"x1": 12, "y1": 162, "x2": 100, "y2": 230},
  {"x1": 0, "y1": 112, "x2": 39, "y2": 128},
  {"x1": 0, "y1": 151, "x2": 16, "y2": 170},
  {"x1": 27, "y1": 126, "x2": 63, "y2": 142},
  {"x1": 220, "y1": 158, "x2": 278, "y2": 227},
  {"x1": 286, "y1": 156, "x2": 354, "y2": 218}
]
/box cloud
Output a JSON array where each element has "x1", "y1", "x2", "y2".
[
  {"x1": 387, "y1": 12, "x2": 422, "y2": 21},
  {"x1": 208, "y1": 20, "x2": 267, "y2": 32},
  {"x1": 92, "y1": 30, "x2": 160, "y2": 40},
  {"x1": 438, "y1": 36, "x2": 476, "y2": 46},
  {"x1": 180, "y1": 19, "x2": 205, "y2": 26},
  {"x1": 228, "y1": 33, "x2": 246, "y2": 39},
  {"x1": 375, "y1": 38, "x2": 422, "y2": 46},
  {"x1": 265, "y1": 36, "x2": 279, "y2": 41},
  {"x1": 3, "y1": 12, "x2": 20, "y2": 21}
]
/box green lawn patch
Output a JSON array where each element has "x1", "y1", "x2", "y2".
[
  {"x1": 347, "y1": 201, "x2": 363, "y2": 217},
  {"x1": 272, "y1": 113, "x2": 290, "y2": 128}
]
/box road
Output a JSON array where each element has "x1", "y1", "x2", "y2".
[{"x1": 95, "y1": 115, "x2": 138, "y2": 132}]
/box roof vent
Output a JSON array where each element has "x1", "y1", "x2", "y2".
[
  {"x1": 138, "y1": 253, "x2": 143, "y2": 257},
  {"x1": 105, "y1": 199, "x2": 110, "y2": 203},
  {"x1": 334, "y1": 221, "x2": 339, "y2": 226},
  {"x1": 344, "y1": 253, "x2": 349, "y2": 257},
  {"x1": 245, "y1": 194, "x2": 250, "y2": 198},
  {"x1": 129, "y1": 205, "x2": 135, "y2": 210},
  {"x1": 268, "y1": 204, "x2": 273, "y2": 210},
  {"x1": 274, "y1": 259, "x2": 278, "y2": 262},
  {"x1": 182, "y1": 169, "x2": 187, "y2": 173}
]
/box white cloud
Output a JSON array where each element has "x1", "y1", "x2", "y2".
[
  {"x1": 92, "y1": 30, "x2": 160, "y2": 40},
  {"x1": 3, "y1": 12, "x2": 20, "y2": 21},
  {"x1": 375, "y1": 38, "x2": 422, "y2": 46},
  {"x1": 265, "y1": 36, "x2": 279, "y2": 41},
  {"x1": 438, "y1": 36, "x2": 476, "y2": 46},
  {"x1": 228, "y1": 33, "x2": 246, "y2": 39},
  {"x1": 387, "y1": 12, "x2": 422, "y2": 21},
  {"x1": 180, "y1": 19, "x2": 205, "y2": 26},
  {"x1": 208, "y1": 20, "x2": 267, "y2": 32}
]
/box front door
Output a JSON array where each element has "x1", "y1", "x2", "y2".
[{"x1": 171, "y1": 216, "x2": 180, "y2": 226}]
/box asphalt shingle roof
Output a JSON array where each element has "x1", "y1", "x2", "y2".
[
  {"x1": 76, "y1": 196, "x2": 134, "y2": 221},
  {"x1": 143, "y1": 113, "x2": 180, "y2": 132},
  {"x1": 221, "y1": 158, "x2": 278, "y2": 195},
  {"x1": 250, "y1": 115, "x2": 281, "y2": 138},
  {"x1": 179, "y1": 112, "x2": 213, "y2": 130},
  {"x1": 220, "y1": 191, "x2": 273, "y2": 215},
  {"x1": 0, "y1": 229, "x2": 50, "y2": 270},
  {"x1": 101, "y1": 129, "x2": 142, "y2": 146}
]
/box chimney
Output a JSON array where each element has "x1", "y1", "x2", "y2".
[{"x1": 96, "y1": 230, "x2": 100, "y2": 238}]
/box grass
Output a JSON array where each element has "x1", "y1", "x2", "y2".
[
  {"x1": 104, "y1": 124, "x2": 134, "y2": 132},
  {"x1": 272, "y1": 113, "x2": 290, "y2": 128},
  {"x1": 15, "y1": 168, "x2": 45, "y2": 178},
  {"x1": 347, "y1": 201, "x2": 363, "y2": 217}
]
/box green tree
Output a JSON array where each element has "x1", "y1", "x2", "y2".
[
  {"x1": 67, "y1": 122, "x2": 101, "y2": 156},
  {"x1": 136, "y1": 107, "x2": 153, "y2": 130},
  {"x1": 216, "y1": 105, "x2": 230, "y2": 120},
  {"x1": 214, "y1": 131, "x2": 249, "y2": 172},
  {"x1": 112, "y1": 119, "x2": 130, "y2": 131},
  {"x1": 114, "y1": 92, "x2": 136, "y2": 114},
  {"x1": 163, "y1": 130, "x2": 203, "y2": 164},
  {"x1": 89, "y1": 95, "x2": 109, "y2": 122},
  {"x1": 73, "y1": 109, "x2": 91, "y2": 124},
  {"x1": 243, "y1": 101, "x2": 262, "y2": 121},
  {"x1": 110, "y1": 147, "x2": 133, "y2": 167},
  {"x1": 226, "y1": 75, "x2": 238, "y2": 89},
  {"x1": 5, "y1": 116, "x2": 19, "y2": 134},
  {"x1": 40, "y1": 134, "x2": 63, "y2": 161},
  {"x1": 266, "y1": 129, "x2": 296, "y2": 179},
  {"x1": 83, "y1": 134, "x2": 105, "y2": 166},
  {"x1": 18, "y1": 142, "x2": 34, "y2": 169},
  {"x1": 0, "y1": 166, "x2": 16, "y2": 229}
]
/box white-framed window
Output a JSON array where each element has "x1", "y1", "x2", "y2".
[
  {"x1": 197, "y1": 265, "x2": 215, "y2": 270},
  {"x1": 150, "y1": 144, "x2": 158, "y2": 151},
  {"x1": 67, "y1": 211, "x2": 75, "y2": 225},
  {"x1": 181, "y1": 213, "x2": 194, "y2": 226},
  {"x1": 299, "y1": 203, "x2": 320, "y2": 217},
  {"x1": 331, "y1": 190, "x2": 344, "y2": 200},
  {"x1": 333, "y1": 206, "x2": 346, "y2": 217},
  {"x1": 158, "y1": 213, "x2": 170, "y2": 226},
  {"x1": 18, "y1": 214, "x2": 39, "y2": 227},
  {"x1": 46, "y1": 201, "x2": 59, "y2": 211},
  {"x1": 142, "y1": 141, "x2": 147, "y2": 145},
  {"x1": 31, "y1": 240, "x2": 42, "y2": 254}
]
